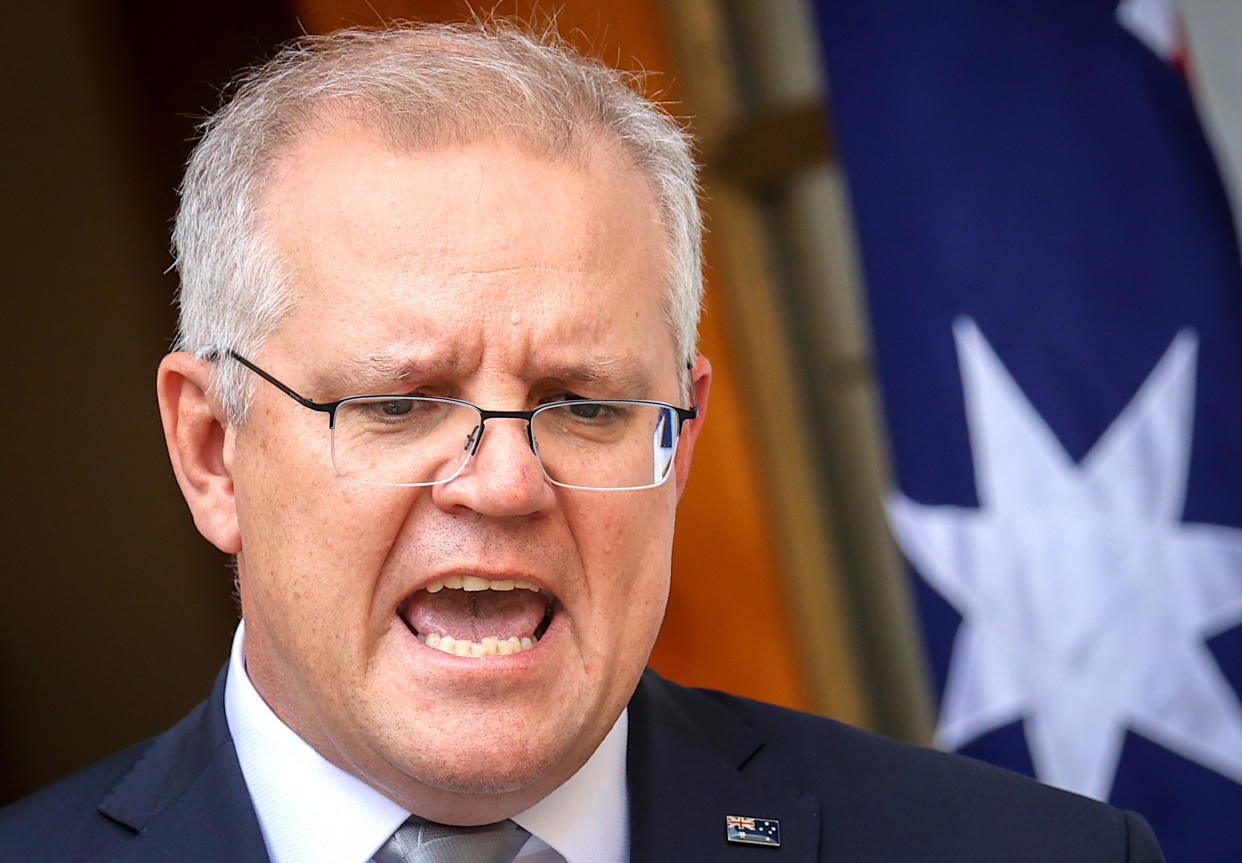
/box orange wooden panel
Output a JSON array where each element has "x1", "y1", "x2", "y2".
[{"x1": 291, "y1": 0, "x2": 810, "y2": 711}]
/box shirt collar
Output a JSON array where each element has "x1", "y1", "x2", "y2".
[
  {"x1": 225, "y1": 621, "x2": 409, "y2": 863},
  {"x1": 224, "y1": 621, "x2": 629, "y2": 863},
  {"x1": 513, "y1": 710, "x2": 628, "y2": 863}
]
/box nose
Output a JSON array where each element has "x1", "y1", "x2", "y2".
[{"x1": 431, "y1": 415, "x2": 556, "y2": 517}]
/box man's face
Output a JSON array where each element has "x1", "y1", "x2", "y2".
[{"x1": 222, "y1": 125, "x2": 706, "y2": 821}]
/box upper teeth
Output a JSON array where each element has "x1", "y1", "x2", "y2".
[{"x1": 424, "y1": 575, "x2": 541, "y2": 593}]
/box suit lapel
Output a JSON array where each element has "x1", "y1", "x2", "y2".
[
  {"x1": 627, "y1": 671, "x2": 821, "y2": 862},
  {"x1": 89, "y1": 668, "x2": 269, "y2": 863},
  {"x1": 79, "y1": 666, "x2": 823, "y2": 862}
]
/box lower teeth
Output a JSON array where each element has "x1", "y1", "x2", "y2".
[{"x1": 420, "y1": 632, "x2": 535, "y2": 656}]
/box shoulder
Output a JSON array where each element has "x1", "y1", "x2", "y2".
[
  {"x1": 0, "y1": 738, "x2": 156, "y2": 861},
  {"x1": 632, "y1": 671, "x2": 1164, "y2": 862},
  {"x1": 0, "y1": 674, "x2": 236, "y2": 863}
]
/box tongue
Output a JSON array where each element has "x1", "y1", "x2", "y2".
[{"x1": 402, "y1": 588, "x2": 549, "y2": 642}]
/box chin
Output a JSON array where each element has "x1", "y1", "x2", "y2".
[
  {"x1": 376, "y1": 718, "x2": 581, "y2": 801},
  {"x1": 415, "y1": 759, "x2": 551, "y2": 798}
]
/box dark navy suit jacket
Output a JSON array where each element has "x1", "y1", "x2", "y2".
[{"x1": 0, "y1": 668, "x2": 1164, "y2": 862}]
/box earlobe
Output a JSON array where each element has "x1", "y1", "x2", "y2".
[
  {"x1": 157, "y1": 352, "x2": 242, "y2": 553},
  {"x1": 673, "y1": 354, "x2": 712, "y2": 501}
]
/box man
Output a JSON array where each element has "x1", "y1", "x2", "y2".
[{"x1": 1, "y1": 21, "x2": 1164, "y2": 863}]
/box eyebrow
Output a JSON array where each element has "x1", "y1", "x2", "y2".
[
  {"x1": 310, "y1": 350, "x2": 464, "y2": 395},
  {"x1": 310, "y1": 350, "x2": 661, "y2": 398},
  {"x1": 521, "y1": 355, "x2": 656, "y2": 396}
]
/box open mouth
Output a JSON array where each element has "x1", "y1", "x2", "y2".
[{"x1": 398, "y1": 575, "x2": 556, "y2": 657}]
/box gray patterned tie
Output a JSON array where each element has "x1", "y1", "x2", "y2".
[{"x1": 371, "y1": 816, "x2": 531, "y2": 863}]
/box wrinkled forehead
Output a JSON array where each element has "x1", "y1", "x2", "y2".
[
  {"x1": 255, "y1": 121, "x2": 681, "y2": 385},
  {"x1": 265, "y1": 120, "x2": 673, "y2": 326}
]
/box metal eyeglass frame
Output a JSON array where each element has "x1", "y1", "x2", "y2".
[{"x1": 212, "y1": 349, "x2": 699, "y2": 491}]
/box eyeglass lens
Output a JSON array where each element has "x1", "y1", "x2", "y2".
[{"x1": 329, "y1": 398, "x2": 679, "y2": 490}]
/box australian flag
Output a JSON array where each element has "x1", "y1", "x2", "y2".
[
  {"x1": 812, "y1": 1, "x2": 1242, "y2": 859},
  {"x1": 726, "y1": 815, "x2": 781, "y2": 847}
]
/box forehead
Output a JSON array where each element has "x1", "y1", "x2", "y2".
[{"x1": 259, "y1": 124, "x2": 677, "y2": 385}]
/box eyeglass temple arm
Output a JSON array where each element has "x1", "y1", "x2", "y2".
[
  {"x1": 679, "y1": 360, "x2": 699, "y2": 424},
  {"x1": 211, "y1": 348, "x2": 334, "y2": 413}
]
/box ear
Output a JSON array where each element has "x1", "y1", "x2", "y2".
[
  {"x1": 157, "y1": 352, "x2": 242, "y2": 553},
  {"x1": 673, "y1": 354, "x2": 712, "y2": 501}
]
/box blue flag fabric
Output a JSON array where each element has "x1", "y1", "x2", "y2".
[{"x1": 812, "y1": 2, "x2": 1242, "y2": 859}]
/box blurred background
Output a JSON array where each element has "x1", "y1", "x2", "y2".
[{"x1": 4, "y1": 1, "x2": 1241, "y2": 860}]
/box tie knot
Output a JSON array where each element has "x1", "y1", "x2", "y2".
[{"x1": 372, "y1": 816, "x2": 531, "y2": 863}]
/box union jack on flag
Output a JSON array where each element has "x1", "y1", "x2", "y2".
[{"x1": 725, "y1": 814, "x2": 781, "y2": 847}]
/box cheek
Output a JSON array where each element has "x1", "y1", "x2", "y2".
[
  {"x1": 573, "y1": 493, "x2": 674, "y2": 569},
  {"x1": 571, "y1": 491, "x2": 676, "y2": 629},
  {"x1": 234, "y1": 441, "x2": 413, "y2": 618}
]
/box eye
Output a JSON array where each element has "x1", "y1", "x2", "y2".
[
  {"x1": 567, "y1": 401, "x2": 607, "y2": 419},
  {"x1": 556, "y1": 400, "x2": 629, "y2": 425},
  {"x1": 379, "y1": 399, "x2": 413, "y2": 416},
  {"x1": 541, "y1": 394, "x2": 621, "y2": 420}
]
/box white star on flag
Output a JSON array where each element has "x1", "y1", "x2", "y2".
[{"x1": 887, "y1": 317, "x2": 1242, "y2": 800}]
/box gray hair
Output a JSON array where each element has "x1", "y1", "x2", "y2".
[{"x1": 171, "y1": 21, "x2": 703, "y2": 422}]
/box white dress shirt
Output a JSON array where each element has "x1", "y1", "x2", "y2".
[{"x1": 224, "y1": 622, "x2": 629, "y2": 863}]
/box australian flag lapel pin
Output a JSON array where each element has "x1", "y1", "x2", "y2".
[{"x1": 726, "y1": 814, "x2": 781, "y2": 847}]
